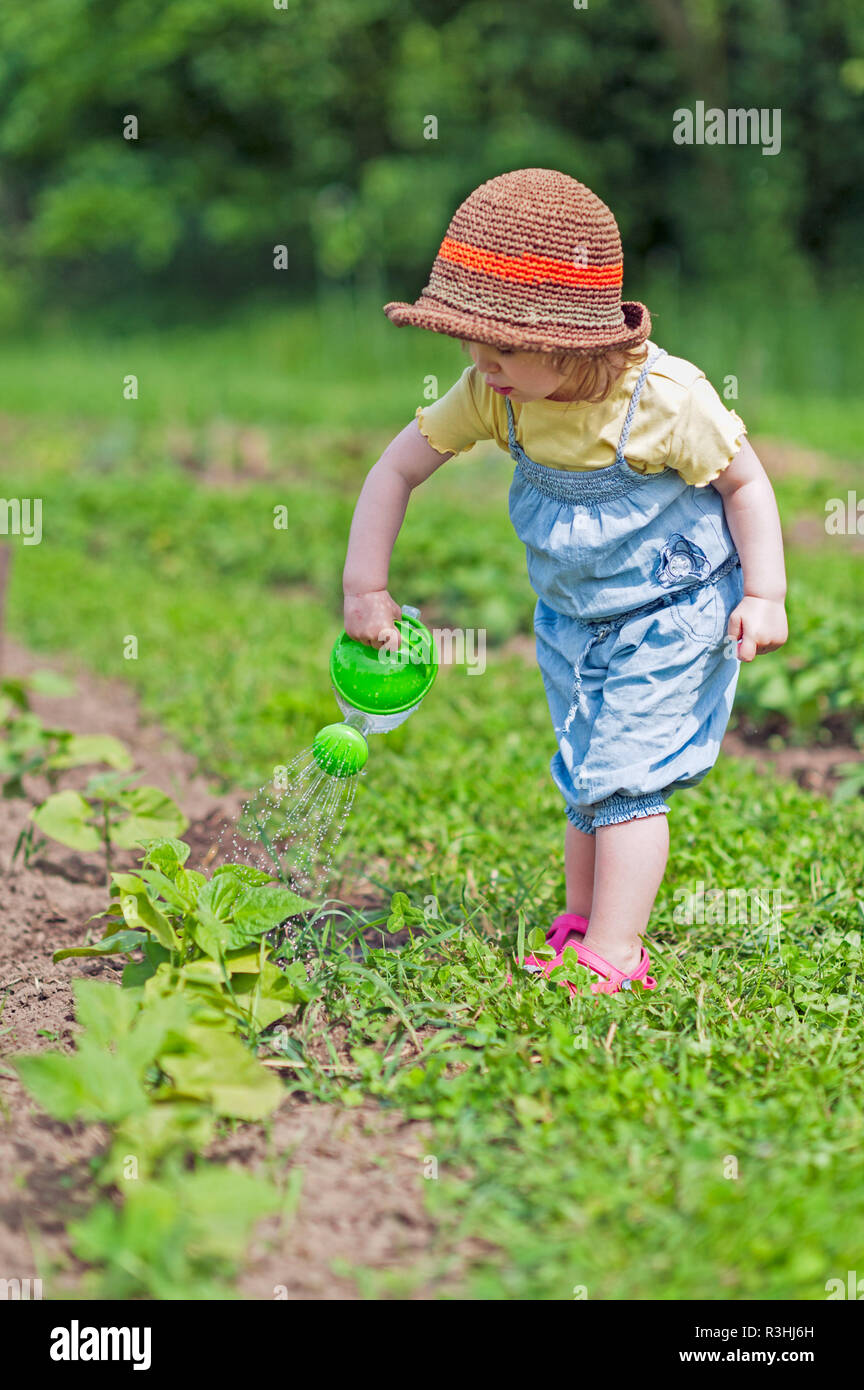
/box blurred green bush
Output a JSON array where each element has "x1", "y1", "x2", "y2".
[{"x1": 0, "y1": 0, "x2": 861, "y2": 326}]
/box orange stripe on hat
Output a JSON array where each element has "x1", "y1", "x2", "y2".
[{"x1": 438, "y1": 236, "x2": 623, "y2": 288}]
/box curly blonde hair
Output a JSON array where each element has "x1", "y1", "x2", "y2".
[
  {"x1": 460, "y1": 339, "x2": 648, "y2": 404},
  {"x1": 541, "y1": 342, "x2": 648, "y2": 404}
]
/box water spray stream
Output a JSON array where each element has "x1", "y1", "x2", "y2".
[{"x1": 217, "y1": 607, "x2": 438, "y2": 900}]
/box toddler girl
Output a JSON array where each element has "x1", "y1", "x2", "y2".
[{"x1": 342, "y1": 168, "x2": 787, "y2": 995}]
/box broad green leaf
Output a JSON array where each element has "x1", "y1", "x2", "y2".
[
  {"x1": 70, "y1": 982, "x2": 191, "y2": 1073},
  {"x1": 229, "y1": 883, "x2": 315, "y2": 945},
  {"x1": 54, "y1": 928, "x2": 147, "y2": 963},
  {"x1": 169, "y1": 977, "x2": 235, "y2": 1021},
  {"x1": 72, "y1": 978, "x2": 140, "y2": 1045},
  {"x1": 280, "y1": 959, "x2": 315, "y2": 1000},
  {"x1": 141, "y1": 837, "x2": 191, "y2": 874},
  {"x1": 111, "y1": 785, "x2": 188, "y2": 849},
  {"x1": 119, "y1": 886, "x2": 178, "y2": 951},
  {"x1": 26, "y1": 669, "x2": 76, "y2": 697},
  {"x1": 136, "y1": 866, "x2": 197, "y2": 911},
  {"x1": 172, "y1": 1164, "x2": 291, "y2": 1259},
  {"x1": 189, "y1": 877, "x2": 239, "y2": 959},
  {"x1": 224, "y1": 944, "x2": 266, "y2": 974},
  {"x1": 525, "y1": 926, "x2": 554, "y2": 959},
  {"x1": 69, "y1": 1179, "x2": 182, "y2": 1273},
  {"x1": 228, "y1": 960, "x2": 308, "y2": 1029},
  {"x1": 111, "y1": 871, "x2": 148, "y2": 894},
  {"x1": 107, "y1": 1105, "x2": 215, "y2": 1182},
  {"x1": 121, "y1": 940, "x2": 170, "y2": 990},
  {"x1": 140, "y1": 969, "x2": 232, "y2": 1035},
  {"x1": 14, "y1": 1040, "x2": 149, "y2": 1123},
  {"x1": 122, "y1": 991, "x2": 195, "y2": 1072},
  {"x1": 187, "y1": 913, "x2": 232, "y2": 962},
  {"x1": 159, "y1": 1025, "x2": 283, "y2": 1120},
  {"x1": 71, "y1": 1165, "x2": 288, "y2": 1286},
  {"x1": 46, "y1": 733, "x2": 132, "y2": 771},
  {"x1": 31, "y1": 790, "x2": 101, "y2": 851},
  {"x1": 121, "y1": 960, "x2": 151, "y2": 990},
  {"x1": 214, "y1": 863, "x2": 276, "y2": 887},
  {"x1": 5, "y1": 712, "x2": 45, "y2": 749},
  {"x1": 198, "y1": 875, "x2": 242, "y2": 919},
  {"x1": 178, "y1": 961, "x2": 235, "y2": 995},
  {"x1": 184, "y1": 945, "x2": 263, "y2": 978},
  {"x1": 176, "y1": 867, "x2": 206, "y2": 900},
  {"x1": 0, "y1": 676, "x2": 31, "y2": 709}
]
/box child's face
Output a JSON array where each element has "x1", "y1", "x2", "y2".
[{"x1": 465, "y1": 340, "x2": 573, "y2": 403}]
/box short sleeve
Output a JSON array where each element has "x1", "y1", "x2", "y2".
[
  {"x1": 414, "y1": 364, "x2": 494, "y2": 457},
  {"x1": 665, "y1": 377, "x2": 747, "y2": 487}
]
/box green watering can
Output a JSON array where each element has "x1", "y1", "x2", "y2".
[{"x1": 312, "y1": 606, "x2": 438, "y2": 777}]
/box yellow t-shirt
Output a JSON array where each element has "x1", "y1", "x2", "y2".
[{"x1": 414, "y1": 342, "x2": 747, "y2": 487}]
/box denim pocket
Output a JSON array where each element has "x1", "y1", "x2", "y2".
[{"x1": 669, "y1": 584, "x2": 724, "y2": 646}]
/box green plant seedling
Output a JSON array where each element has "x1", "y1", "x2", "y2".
[{"x1": 31, "y1": 777, "x2": 186, "y2": 877}]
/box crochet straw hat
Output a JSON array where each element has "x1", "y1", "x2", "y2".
[{"x1": 384, "y1": 168, "x2": 650, "y2": 354}]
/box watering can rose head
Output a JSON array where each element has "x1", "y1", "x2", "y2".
[{"x1": 311, "y1": 722, "x2": 368, "y2": 778}]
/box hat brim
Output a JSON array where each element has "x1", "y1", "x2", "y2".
[{"x1": 383, "y1": 295, "x2": 651, "y2": 354}]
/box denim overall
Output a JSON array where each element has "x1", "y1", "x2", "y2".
[{"x1": 506, "y1": 345, "x2": 744, "y2": 832}]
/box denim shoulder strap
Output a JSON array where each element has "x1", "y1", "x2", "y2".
[
  {"x1": 505, "y1": 395, "x2": 520, "y2": 459},
  {"x1": 615, "y1": 347, "x2": 667, "y2": 462}
]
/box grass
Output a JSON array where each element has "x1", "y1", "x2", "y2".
[
  {"x1": 305, "y1": 766, "x2": 864, "y2": 1301},
  {"x1": 4, "y1": 411, "x2": 861, "y2": 779},
  {"x1": 2, "y1": 292, "x2": 863, "y2": 1299},
  {"x1": 1, "y1": 278, "x2": 863, "y2": 452}
]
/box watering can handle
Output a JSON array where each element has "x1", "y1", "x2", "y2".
[{"x1": 401, "y1": 604, "x2": 421, "y2": 620}]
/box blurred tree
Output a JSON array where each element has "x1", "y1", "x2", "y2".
[{"x1": 0, "y1": 0, "x2": 860, "y2": 323}]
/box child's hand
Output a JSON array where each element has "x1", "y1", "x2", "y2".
[
  {"x1": 343, "y1": 588, "x2": 404, "y2": 650},
  {"x1": 727, "y1": 597, "x2": 788, "y2": 662}
]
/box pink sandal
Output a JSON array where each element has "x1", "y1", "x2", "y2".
[
  {"x1": 563, "y1": 940, "x2": 656, "y2": 996},
  {"x1": 522, "y1": 912, "x2": 588, "y2": 975},
  {"x1": 512, "y1": 917, "x2": 657, "y2": 996},
  {"x1": 509, "y1": 915, "x2": 658, "y2": 996}
]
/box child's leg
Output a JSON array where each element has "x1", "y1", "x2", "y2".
[
  {"x1": 582, "y1": 813, "x2": 669, "y2": 974},
  {"x1": 564, "y1": 822, "x2": 595, "y2": 918}
]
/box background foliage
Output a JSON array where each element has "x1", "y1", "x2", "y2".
[{"x1": 0, "y1": 0, "x2": 862, "y2": 327}]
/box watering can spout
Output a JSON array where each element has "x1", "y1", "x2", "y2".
[
  {"x1": 311, "y1": 606, "x2": 437, "y2": 777},
  {"x1": 311, "y1": 719, "x2": 369, "y2": 778}
]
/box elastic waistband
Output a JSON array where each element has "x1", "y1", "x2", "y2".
[
  {"x1": 581, "y1": 552, "x2": 741, "y2": 632},
  {"x1": 514, "y1": 453, "x2": 660, "y2": 503}
]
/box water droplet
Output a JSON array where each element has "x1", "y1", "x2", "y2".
[{"x1": 214, "y1": 744, "x2": 360, "y2": 903}]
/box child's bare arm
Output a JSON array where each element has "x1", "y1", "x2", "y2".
[
  {"x1": 343, "y1": 420, "x2": 453, "y2": 647},
  {"x1": 711, "y1": 438, "x2": 788, "y2": 661}
]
